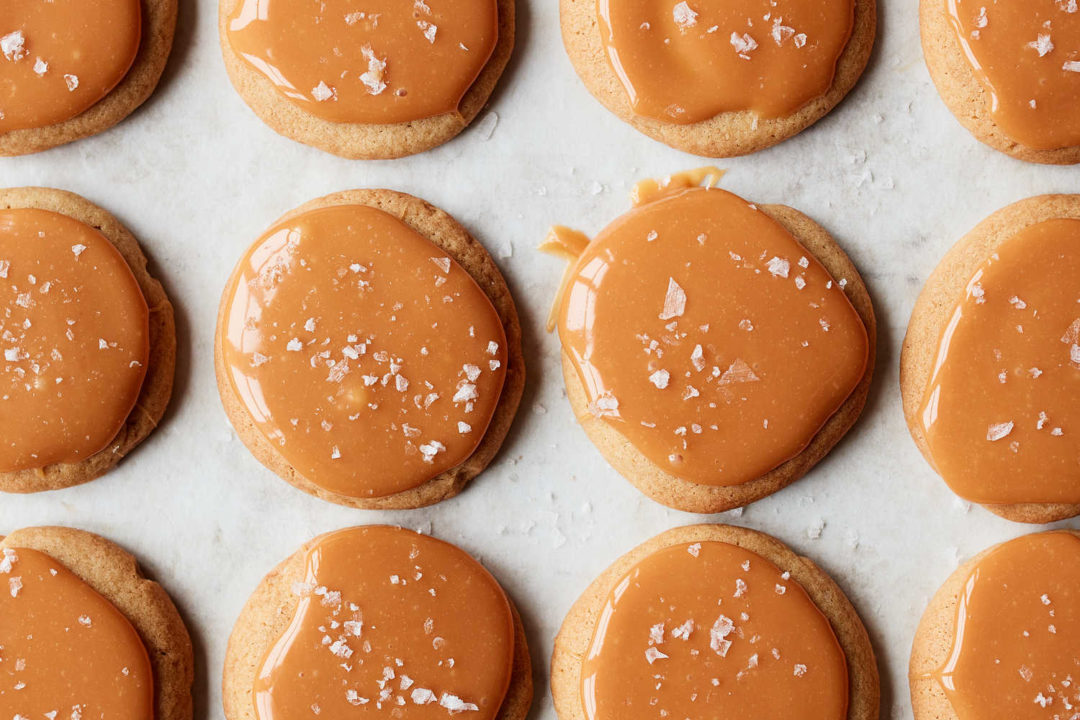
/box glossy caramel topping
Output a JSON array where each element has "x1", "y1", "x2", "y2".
[
  {"x1": 947, "y1": 1, "x2": 1080, "y2": 151},
  {"x1": 225, "y1": 0, "x2": 498, "y2": 125},
  {"x1": 219, "y1": 204, "x2": 507, "y2": 499},
  {"x1": 0, "y1": 0, "x2": 141, "y2": 132},
  {"x1": 254, "y1": 526, "x2": 514, "y2": 719},
  {"x1": 598, "y1": 0, "x2": 854, "y2": 123},
  {"x1": 554, "y1": 187, "x2": 868, "y2": 486},
  {"x1": 930, "y1": 532, "x2": 1080, "y2": 719},
  {"x1": 918, "y1": 219, "x2": 1080, "y2": 504},
  {"x1": 581, "y1": 540, "x2": 848, "y2": 719},
  {"x1": 0, "y1": 546, "x2": 153, "y2": 720},
  {"x1": 0, "y1": 209, "x2": 149, "y2": 473}
]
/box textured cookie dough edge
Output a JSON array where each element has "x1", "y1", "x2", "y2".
[
  {"x1": 919, "y1": 0, "x2": 1080, "y2": 165},
  {"x1": 217, "y1": 0, "x2": 515, "y2": 160},
  {"x1": 551, "y1": 523, "x2": 879, "y2": 720},
  {"x1": 0, "y1": 0, "x2": 178, "y2": 157},
  {"x1": 559, "y1": 0, "x2": 876, "y2": 157},
  {"x1": 0, "y1": 187, "x2": 177, "y2": 493},
  {"x1": 908, "y1": 529, "x2": 1080, "y2": 719},
  {"x1": 213, "y1": 188, "x2": 525, "y2": 509},
  {"x1": 899, "y1": 194, "x2": 1080, "y2": 524},
  {"x1": 222, "y1": 528, "x2": 533, "y2": 720},
  {"x1": 562, "y1": 201, "x2": 876, "y2": 514},
  {"x1": 0, "y1": 526, "x2": 194, "y2": 720}
]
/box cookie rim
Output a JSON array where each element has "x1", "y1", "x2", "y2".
[
  {"x1": 216, "y1": 0, "x2": 515, "y2": 160},
  {"x1": 213, "y1": 188, "x2": 525, "y2": 509},
  {"x1": 899, "y1": 193, "x2": 1080, "y2": 523},
  {"x1": 0, "y1": 186, "x2": 176, "y2": 493},
  {"x1": 550, "y1": 523, "x2": 880, "y2": 720}
]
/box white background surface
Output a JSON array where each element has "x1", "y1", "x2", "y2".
[{"x1": 3, "y1": 0, "x2": 1079, "y2": 718}]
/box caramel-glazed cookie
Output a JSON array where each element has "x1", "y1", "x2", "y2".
[
  {"x1": 560, "y1": 0, "x2": 875, "y2": 157},
  {"x1": 551, "y1": 524, "x2": 879, "y2": 720},
  {"x1": 0, "y1": 526, "x2": 194, "y2": 720},
  {"x1": 0, "y1": 0, "x2": 177, "y2": 156},
  {"x1": 921, "y1": 0, "x2": 1080, "y2": 164},
  {"x1": 218, "y1": 0, "x2": 515, "y2": 159},
  {"x1": 910, "y1": 530, "x2": 1080, "y2": 720},
  {"x1": 901, "y1": 195, "x2": 1080, "y2": 523},
  {"x1": 0, "y1": 187, "x2": 176, "y2": 493},
  {"x1": 223, "y1": 525, "x2": 532, "y2": 720},
  {"x1": 215, "y1": 189, "x2": 524, "y2": 509},
  {"x1": 544, "y1": 171, "x2": 875, "y2": 514}
]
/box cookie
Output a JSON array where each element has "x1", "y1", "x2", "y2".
[
  {"x1": 910, "y1": 530, "x2": 1080, "y2": 719},
  {"x1": 223, "y1": 525, "x2": 532, "y2": 720},
  {"x1": 920, "y1": 0, "x2": 1080, "y2": 165},
  {"x1": 0, "y1": 0, "x2": 177, "y2": 156},
  {"x1": 544, "y1": 173, "x2": 876, "y2": 514},
  {"x1": 560, "y1": 0, "x2": 876, "y2": 157},
  {"x1": 551, "y1": 523, "x2": 879, "y2": 720},
  {"x1": 0, "y1": 525, "x2": 194, "y2": 720},
  {"x1": 214, "y1": 189, "x2": 524, "y2": 509},
  {"x1": 0, "y1": 187, "x2": 176, "y2": 493},
  {"x1": 901, "y1": 195, "x2": 1080, "y2": 523},
  {"x1": 218, "y1": 0, "x2": 515, "y2": 159}
]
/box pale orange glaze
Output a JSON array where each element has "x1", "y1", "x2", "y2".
[
  {"x1": 580, "y1": 540, "x2": 848, "y2": 719},
  {"x1": 254, "y1": 526, "x2": 514, "y2": 719},
  {"x1": 556, "y1": 187, "x2": 868, "y2": 486},
  {"x1": 0, "y1": 209, "x2": 149, "y2": 472},
  {"x1": 0, "y1": 0, "x2": 141, "y2": 132},
  {"x1": 219, "y1": 204, "x2": 507, "y2": 499},
  {"x1": 598, "y1": 0, "x2": 855, "y2": 123},
  {"x1": 918, "y1": 219, "x2": 1080, "y2": 504},
  {"x1": 0, "y1": 547, "x2": 153, "y2": 720},
  {"x1": 225, "y1": 0, "x2": 498, "y2": 124},
  {"x1": 929, "y1": 532, "x2": 1080, "y2": 719},
  {"x1": 947, "y1": 1, "x2": 1080, "y2": 151}
]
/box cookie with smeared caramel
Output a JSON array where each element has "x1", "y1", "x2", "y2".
[
  {"x1": 551, "y1": 523, "x2": 879, "y2": 720},
  {"x1": 901, "y1": 195, "x2": 1080, "y2": 523},
  {"x1": 217, "y1": 0, "x2": 515, "y2": 159},
  {"x1": 0, "y1": 187, "x2": 176, "y2": 493},
  {"x1": 560, "y1": 0, "x2": 875, "y2": 157},
  {"x1": 223, "y1": 525, "x2": 532, "y2": 720},
  {"x1": 0, "y1": 526, "x2": 193, "y2": 720},
  {"x1": 214, "y1": 189, "x2": 524, "y2": 509}
]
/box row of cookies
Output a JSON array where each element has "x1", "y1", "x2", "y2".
[
  {"x1": 2, "y1": 173, "x2": 1074, "y2": 521},
  {"x1": 5, "y1": 0, "x2": 1080, "y2": 162},
  {"x1": 7, "y1": 519, "x2": 1077, "y2": 720}
]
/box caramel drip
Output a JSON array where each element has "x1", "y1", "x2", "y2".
[
  {"x1": 219, "y1": 204, "x2": 507, "y2": 499},
  {"x1": 918, "y1": 218, "x2": 1080, "y2": 504},
  {"x1": 253, "y1": 526, "x2": 514, "y2": 719},
  {"x1": 225, "y1": 0, "x2": 498, "y2": 125},
  {"x1": 630, "y1": 167, "x2": 726, "y2": 207},
  {"x1": 0, "y1": 547, "x2": 153, "y2": 720},
  {"x1": 947, "y1": 1, "x2": 1080, "y2": 151},
  {"x1": 0, "y1": 209, "x2": 149, "y2": 472},
  {"x1": 597, "y1": 0, "x2": 854, "y2": 123},
  {"x1": 555, "y1": 186, "x2": 868, "y2": 485},
  {"x1": 0, "y1": 0, "x2": 141, "y2": 132},
  {"x1": 580, "y1": 540, "x2": 848, "y2": 719}
]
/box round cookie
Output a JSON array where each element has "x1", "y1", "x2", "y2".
[
  {"x1": 0, "y1": 187, "x2": 176, "y2": 493},
  {"x1": 0, "y1": 525, "x2": 194, "y2": 720},
  {"x1": 217, "y1": 0, "x2": 515, "y2": 159},
  {"x1": 223, "y1": 526, "x2": 533, "y2": 720},
  {"x1": 920, "y1": 1, "x2": 1080, "y2": 165},
  {"x1": 0, "y1": 0, "x2": 177, "y2": 157},
  {"x1": 560, "y1": 200, "x2": 876, "y2": 514},
  {"x1": 900, "y1": 194, "x2": 1080, "y2": 524},
  {"x1": 214, "y1": 189, "x2": 524, "y2": 509},
  {"x1": 551, "y1": 523, "x2": 879, "y2": 720},
  {"x1": 559, "y1": 0, "x2": 876, "y2": 157}
]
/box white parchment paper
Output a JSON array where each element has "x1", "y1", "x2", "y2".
[{"x1": 3, "y1": 1, "x2": 1079, "y2": 718}]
